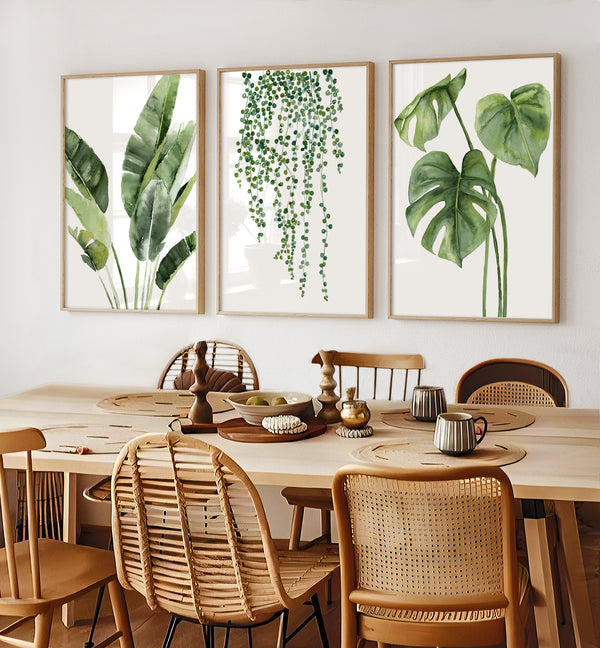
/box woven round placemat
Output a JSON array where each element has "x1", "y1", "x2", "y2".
[
  {"x1": 382, "y1": 404, "x2": 534, "y2": 432},
  {"x1": 351, "y1": 438, "x2": 526, "y2": 468},
  {"x1": 96, "y1": 391, "x2": 233, "y2": 417},
  {"x1": 41, "y1": 423, "x2": 146, "y2": 454}
]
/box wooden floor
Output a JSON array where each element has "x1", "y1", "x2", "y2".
[{"x1": 1, "y1": 528, "x2": 598, "y2": 648}]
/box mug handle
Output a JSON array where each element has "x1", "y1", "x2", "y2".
[{"x1": 474, "y1": 416, "x2": 488, "y2": 445}]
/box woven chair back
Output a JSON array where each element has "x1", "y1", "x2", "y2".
[
  {"x1": 467, "y1": 381, "x2": 557, "y2": 407},
  {"x1": 311, "y1": 351, "x2": 424, "y2": 400},
  {"x1": 333, "y1": 465, "x2": 518, "y2": 614},
  {"x1": 158, "y1": 340, "x2": 259, "y2": 391},
  {"x1": 112, "y1": 432, "x2": 282, "y2": 625},
  {"x1": 0, "y1": 428, "x2": 47, "y2": 602},
  {"x1": 456, "y1": 358, "x2": 567, "y2": 407}
]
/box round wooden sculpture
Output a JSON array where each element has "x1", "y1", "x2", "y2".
[{"x1": 316, "y1": 349, "x2": 341, "y2": 424}]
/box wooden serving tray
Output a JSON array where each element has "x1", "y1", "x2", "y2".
[{"x1": 218, "y1": 418, "x2": 326, "y2": 443}]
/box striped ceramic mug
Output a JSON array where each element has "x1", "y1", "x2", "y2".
[
  {"x1": 410, "y1": 386, "x2": 447, "y2": 422},
  {"x1": 433, "y1": 412, "x2": 488, "y2": 456}
]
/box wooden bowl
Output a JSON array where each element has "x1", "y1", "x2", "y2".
[{"x1": 226, "y1": 391, "x2": 313, "y2": 426}]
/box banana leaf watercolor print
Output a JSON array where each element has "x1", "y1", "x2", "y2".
[
  {"x1": 389, "y1": 55, "x2": 560, "y2": 322},
  {"x1": 61, "y1": 71, "x2": 204, "y2": 312},
  {"x1": 218, "y1": 63, "x2": 374, "y2": 317}
]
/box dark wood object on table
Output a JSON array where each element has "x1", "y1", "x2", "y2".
[
  {"x1": 315, "y1": 349, "x2": 341, "y2": 424},
  {"x1": 188, "y1": 341, "x2": 213, "y2": 424},
  {"x1": 218, "y1": 418, "x2": 326, "y2": 443}
]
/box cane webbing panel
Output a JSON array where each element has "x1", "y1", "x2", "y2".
[
  {"x1": 345, "y1": 474, "x2": 504, "y2": 601},
  {"x1": 467, "y1": 381, "x2": 556, "y2": 408}
]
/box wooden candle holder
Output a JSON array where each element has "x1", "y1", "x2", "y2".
[
  {"x1": 316, "y1": 349, "x2": 341, "y2": 424},
  {"x1": 188, "y1": 341, "x2": 213, "y2": 424}
]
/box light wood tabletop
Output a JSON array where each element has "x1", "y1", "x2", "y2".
[{"x1": 0, "y1": 384, "x2": 598, "y2": 648}]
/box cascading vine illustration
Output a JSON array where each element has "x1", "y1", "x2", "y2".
[
  {"x1": 394, "y1": 68, "x2": 551, "y2": 317},
  {"x1": 65, "y1": 74, "x2": 197, "y2": 310},
  {"x1": 234, "y1": 68, "x2": 344, "y2": 300}
]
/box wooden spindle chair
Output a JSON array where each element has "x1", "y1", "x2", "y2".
[
  {"x1": 282, "y1": 351, "x2": 425, "y2": 555},
  {"x1": 0, "y1": 427, "x2": 133, "y2": 648}
]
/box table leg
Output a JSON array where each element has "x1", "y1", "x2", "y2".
[
  {"x1": 554, "y1": 500, "x2": 598, "y2": 648},
  {"x1": 523, "y1": 499, "x2": 561, "y2": 648},
  {"x1": 61, "y1": 471, "x2": 77, "y2": 627}
]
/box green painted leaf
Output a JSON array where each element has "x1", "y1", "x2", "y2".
[
  {"x1": 156, "y1": 231, "x2": 197, "y2": 290},
  {"x1": 129, "y1": 178, "x2": 171, "y2": 261},
  {"x1": 155, "y1": 121, "x2": 196, "y2": 201},
  {"x1": 475, "y1": 83, "x2": 551, "y2": 176},
  {"x1": 407, "y1": 150, "x2": 497, "y2": 267},
  {"x1": 65, "y1": 188, "x2": 111, "y2": 248},
  {"x1": 68, "y1": 226, "x2": 109, "y2": 270},
  {"x1": 64, "y1": 127, "x2": 109, "y2": 212},
  {"x1": 170, "y1": 174, "x2": 196, "y2": 226},
  {"x1": 121, "y1": 74, "x2": 180, "y2": 216},
  {"x1": 394, "y1": 69, "x2": 467, "y2": 151}
]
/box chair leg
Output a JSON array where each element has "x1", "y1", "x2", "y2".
[
  {"x1": 276, "y1": 610, "x2": 289, "y2": 648},
  {"x1": 247, "y1": 627, "x2": 253, "y2": 648},
  {"x1": 33, "y1": 610, "x2": 53, "y2": 648},
  {"x1": 311, "y1": 594, "x2": 329, "y2": 648},
  {"x1": 107, "y1": 579, "x2": 134, "y2": 648},
  {"x1": 223, "y1": 623, "x2": 231, "y2": 648},
  {"x1": 289, "y1": 505, "x2": 304, "y2": 550},
  {"x1": 161, "y1": 616, "x2": 183, "y2": 648},
  {"x1": 84, "y1": 583, "x2": 107, "y2": 648}
]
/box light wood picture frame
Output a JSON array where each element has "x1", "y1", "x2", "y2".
[
  {"x1": 61, "y1": 70, "x2": 205, "y2": 313},
  {"x1": 218, "y1": 62, "x2": 374, "y2": 318},
  {"x1": 389, "y1": 54, "x2": 560, "y2": 322}
]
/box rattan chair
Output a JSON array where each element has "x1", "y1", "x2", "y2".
[
  {"x1": 332, "y1": 464, "x2": 532, "y2": 648},
  {"x1": 157, "y1": 340, "x2": 259, "y2": 391},
  {"x1": 0, "y1": 428, "x2": 133, "y2": 648},
  {"x1": 456, "y1": 358, "x2": 568, "y2": 407},
  {"x1": 281, "y1": 351, "x2": 425, "y2": 553},
  {"x1": 111, "y1": 430, "x2": 339, "y2": 648}
]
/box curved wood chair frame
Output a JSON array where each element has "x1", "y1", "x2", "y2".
[
  {"x1": 0, "y1": 428, "x2": 133, "y2": 648},
  {"x1": 456, "y1": 358, "x2": 568, "y2": 407},
  {"x1": 111, "y1": 430, "x2": 338, "y2": 648},
  {"x1": 157, "y1": 340, "x2": 259, "y2": 391},
  {"x1": 332, "y1": 463, "x2": 532, "y2": 648}
]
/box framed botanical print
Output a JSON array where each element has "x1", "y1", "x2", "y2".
[
  {"x1": 218, "y1": 62, "x2": 374, "y2": 317},
  {"x1": 61, "y1": 70, "x2": 204, "y2": 312},
  {"x1": 389, "y1": 54, "x2": 560, "y2": 321}
]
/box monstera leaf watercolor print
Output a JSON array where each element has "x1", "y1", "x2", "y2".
[
  {"x1": 390, "y1": 55, "x2": 559, "y2": 321},
  {"x1": 62, "y1": 71, "x2": 204, "y2": 312}
]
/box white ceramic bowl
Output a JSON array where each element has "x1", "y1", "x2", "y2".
[{"x1": 226, "y1": 391, "x2": 313, "y2": 426}]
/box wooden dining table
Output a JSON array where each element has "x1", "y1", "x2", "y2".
[{"x1": 0, "y1": 384, "x2": 597, "y2": 648}]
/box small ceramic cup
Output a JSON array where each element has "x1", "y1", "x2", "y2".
[
  {"x1": 434, "y1": 412, "x2": 488, "y2": 456},
  {"x1": 410, "y1": 386, "x2": 447, "y2": 422}
]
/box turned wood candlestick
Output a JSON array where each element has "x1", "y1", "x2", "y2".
[
  {"x1": 188, "y1": 341, "x2": 213, "y2": 424},
  {"x1": 316, "y1": 349, "x2": 341, "y2": 424}
]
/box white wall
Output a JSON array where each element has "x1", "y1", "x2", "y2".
[
  {"x1": 2, "y1": 0, "x2": 599, "y2": 539},
  {"x1": 1, "y1": 1, "x2": 599, "y2": 401}
]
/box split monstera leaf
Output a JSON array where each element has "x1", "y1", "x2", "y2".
[{"x1": 394, "y1": 68, "x2": 551, "y2": 317}]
